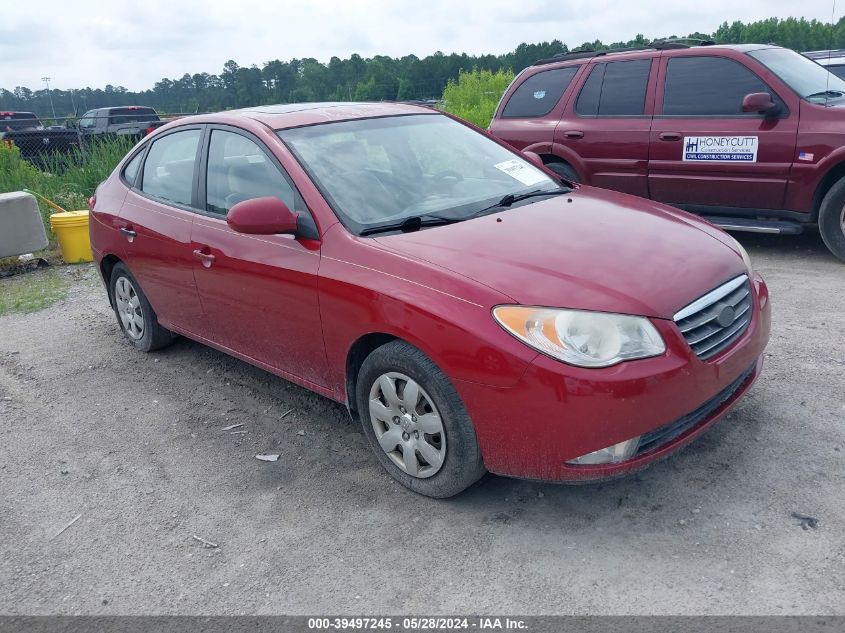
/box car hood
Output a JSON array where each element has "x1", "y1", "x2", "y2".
[{"x1": 373, "y1": 187, "x2": 746, "y2": 319}]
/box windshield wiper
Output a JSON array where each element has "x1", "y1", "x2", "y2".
[
  {"x1": 469, "y1": 188, "x2": 570, "y2": 219},
  {"x1": 359, "y1": 214, "x2": 458, "y2": 236},
  {"x1": 805, "y1": 90, "x2": 844, "y2": 99}
]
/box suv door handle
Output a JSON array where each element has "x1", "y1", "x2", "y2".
[
  {"x1": 659, "y1": 132, "x2": 682, "y2": 141},
  {"x1": 563, "y1": 130, "x2": 584, "y2": 139},
  {"x1": 193, "y1": 248, "x2": 216, "y2": 268},
  {"x1": 119, "y1": 227, "x2": 137, "y2": 241}
]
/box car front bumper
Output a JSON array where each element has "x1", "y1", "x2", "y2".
[{"x1": 454, "y1": 273, "x2": 771, "y2": 482}]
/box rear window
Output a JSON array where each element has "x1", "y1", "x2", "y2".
[
  {"x1": 109, "y1": 108, "x2": 158, "y2": 125},
  {"x1": 501, "y1": 66, "x2": 579, "y2": 118},
  {"x1": 575, "y1": 59, "x2": 652, "y2": 116},
  {"x1": 1, "y1": 112, "x2": 40, "y2": 131}
]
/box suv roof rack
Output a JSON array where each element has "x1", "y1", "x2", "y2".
[
  {"x1": 650, "y1": 38, "x2": 716, "y2": 49},
  {"x1": 533, "y1": 46, "x2": 651, "y2": 66},
  {"x1": 533, "y1": 39, "x2": 717, "y2": 65}
]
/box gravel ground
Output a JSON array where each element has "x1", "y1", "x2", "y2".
[{"x1": 0, "y1": 230, "x2": 843, "y2": 615}]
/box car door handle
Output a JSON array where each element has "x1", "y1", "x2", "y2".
[
  {"x1": 563, "y1": 130, "x2": 584, "y2": 139},
  {"x1": 119, "y1": 227, "x2": 137, "y2": 241},
  {"x1": 193, "y1": 249, "x2": 216, "y2": 268},
  {"x1": 659, "y1": 132, "x2": 682, "y2": 141}
]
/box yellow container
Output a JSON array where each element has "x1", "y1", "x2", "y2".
[{"x1": 50, "y1": 210, "x2": 93, "y2": 263}]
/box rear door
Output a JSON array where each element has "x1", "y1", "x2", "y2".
[
  {"x1": 491, "y1": 64, "x2": 582, "y2": 151},
  {"x1": 118, "y1": 126, "x2": 206, "y2": 333},
  {"x1": 552, "y1": 56, "x2": 657, "y2": 197},
  {"x1": 189, "y1": 126, "x2": 328, "y2": 387},
  {"x1": 648, "y1": 54, "x2": 799, "y2": 210}
]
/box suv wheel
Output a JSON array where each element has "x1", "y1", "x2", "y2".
[
  {"x1": 818, "y1": 177, "x2": 845, "y2": 262},
  {"x1": 543, "y1": 159, "x2": 580, "y2": 184},
  {"x1": 355, "y1": 340, "x2": 486, "y2": 498}
]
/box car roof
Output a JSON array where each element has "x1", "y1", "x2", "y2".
[{"x1": 174, "y1": 101, "x2": 436, "y2": 130}]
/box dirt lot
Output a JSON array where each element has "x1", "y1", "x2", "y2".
[{"x1": 0, "y1": 230, "x2": 843, "y2": 615}]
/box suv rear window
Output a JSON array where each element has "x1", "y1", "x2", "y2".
[
  {"x1": 575, "y1": 59, "x2": 652, "y2": 116},
  {"x1": 663, "y1": 56, "x2": 781, "y2": 116},
  {"x1": 502, "y1": 66, "x2": 579, "y2": 118}
]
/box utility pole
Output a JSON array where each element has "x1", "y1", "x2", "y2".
[{"x1": 42, "y1": 76, "x2": 57, "y2": 121}]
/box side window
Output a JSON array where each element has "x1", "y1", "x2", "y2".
[
  {"x1": 78, "y1": 111, "x2": 97, "y2": 129},
  {"x1": 663, "y1": 57, "x2": 782, "y2": 116},
  {"x1": 122, "y1": 151, "x2": 144, "y2": 187},
  {"x1": 575, "y1": 59, "x2": 652, "y2": 116},
  {"x1": 206, "y1": 130, "x2": 301, "y2": 216},
  {"x1": 502, "y1": 66, "x2": 579, "y2": 118},
  {"x1": 141, "y1": 129, "x2": 201, "y2": 206},
  {"x1": 829, "y1": 65, "x2": 845, "y2": 81}
]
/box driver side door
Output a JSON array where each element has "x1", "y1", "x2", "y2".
[{"x1": 189, "y1": 125, "x2": 329, "y2": 388}]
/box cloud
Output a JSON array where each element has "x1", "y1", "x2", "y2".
[{"x1": 0, "y1": 0, "x2": 837, "y2": 91}]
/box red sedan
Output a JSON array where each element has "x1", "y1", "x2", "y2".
[{"x1": 89, "y1": 103, "x2": 771, "y2": 497}]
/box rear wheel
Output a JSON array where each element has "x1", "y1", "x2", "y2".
[
  {"x1": 109, "y1": 263, "x2": 175, "y2": 352},
  {"x1": 818, "y1": 177, "x2": 845, "y2": 262},
  {"x1": 543, "y1": 159, "x2": 580, "y2": 184},
  {"x1": 355, "y1": 341, "x2": 486, "y2": 498}
]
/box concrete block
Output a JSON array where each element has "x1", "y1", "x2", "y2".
[{"x1": 0, "y1": 191, "x2": 49, "y2": 258}]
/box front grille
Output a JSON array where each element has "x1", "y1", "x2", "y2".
[
  {"x1": 635, "y1": 362, "x2": 756, "y2": 456},
  {"x1": 674, "y1": 275, "x2": 752, "y2": 360}
]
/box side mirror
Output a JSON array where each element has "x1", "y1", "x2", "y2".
[
  {"x1": 227, "y1": 197, "x2": 298, "y2": 235},
  {"x1": 742, "y1": 92, "x2": 778, "y2": 116},
  {"x1": 522, "y1": 150, "x2": 545, "y2": 169}
]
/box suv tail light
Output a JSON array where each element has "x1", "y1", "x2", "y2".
[{"x1": 144, "y1": 127, "x2": 155, "y2": 136}]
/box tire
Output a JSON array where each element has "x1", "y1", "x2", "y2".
[
  {"x1": 818, "y1": 177, "x2": 845, "y2": 262},
  {"x1": 355, "y1": 340, "x2": 486, "y2": 498},
  {"x1": 543, "y1": 160, "x2": 580, "y2": 184},
  {"x1": 109, "y1": 263, "x2": 175, "y2": 352}
]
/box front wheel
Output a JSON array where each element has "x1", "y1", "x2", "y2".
[
  {"x1": 818, "y1": 178, "x2": 845, "y2": 262},
  {"x1": 356, "y1": 341, "x2": 486, "y2": 498}
]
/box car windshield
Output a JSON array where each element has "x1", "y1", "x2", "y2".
[
  {"x1": 277, "y1": 113, "x2": 559, "y2": 234},
  {"x1": 749, "y1": 48, "x2": 845, "y2": 103}
]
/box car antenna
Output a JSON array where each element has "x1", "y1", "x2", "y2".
[{"x1": 826, "y1": 0, "x2": 837, "y2": 105}]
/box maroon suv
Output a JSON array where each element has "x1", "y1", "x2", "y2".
[{"x1": 490, "y1": 41, "x2": 845, "y2": 261}]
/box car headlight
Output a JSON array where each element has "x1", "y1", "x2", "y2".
[{"x1": 493, "y1": 306, "x2": 665, "y2": 368}]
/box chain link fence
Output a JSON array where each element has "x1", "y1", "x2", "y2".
[{"x1": 1, "y1": 110, "x2": 200, "y2": 170}]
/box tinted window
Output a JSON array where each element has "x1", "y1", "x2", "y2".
[
  {"x1": 831, "y1": 65, "x2": 845, "y2": 80},
  {"x1": 664, "y1": 57, "x2": 779, "y2": 116},
  {"x1": 206, "y1": 130, "x2": 300, "y2": 216},
  {"x1": 576, "y1": 59, "x2": 651, "y2": 116},
  {"x1": 123, "y1": 151, "x2": 144, "y2": 187},
  {"x1": 109, "y1": 108, "x2": 158, "y2": 125},
  {"x1": 502, "y1": 66, "x2": 579, "y2": 117},
  {"x1": 141, "y1": 129, "x2": 201, "y2": 206},
  {"x1": 1, "y1": 112, "x2": 40, "y2": 131}
]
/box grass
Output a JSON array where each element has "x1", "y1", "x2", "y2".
[
  {"x1": 0, "y1": 267, "x2": 73, "y2": 316},
  {"x1": 0, "y1": 137, "x2": 135, "y2": 232},
  {"x1": 439, "y1": 68, "x2": 515, "y2": 128}
]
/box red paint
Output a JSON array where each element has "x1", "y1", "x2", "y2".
[
  {"x1": 490, "y1": 44, "x2": 845, "y2": 219},
  {"x1": 90, "y1": 103, "x2": 770, "y2": 482}
]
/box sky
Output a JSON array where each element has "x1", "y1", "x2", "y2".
[{"x1": 0, "y1": 0, "x2": 838, "y2": 92}]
